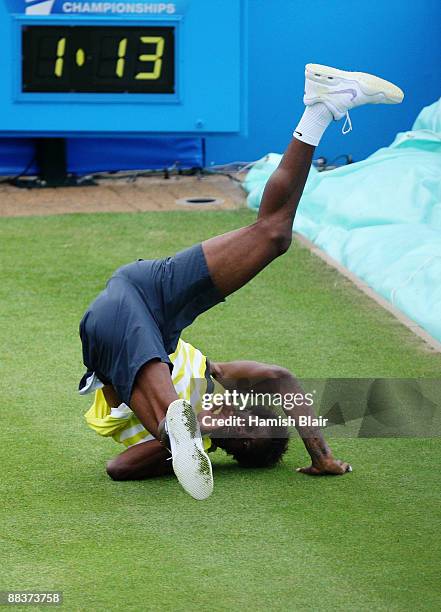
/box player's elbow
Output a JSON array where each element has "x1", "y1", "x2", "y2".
[{"x1": 265, "y1": 365, "x2": 293, "y2": 381}]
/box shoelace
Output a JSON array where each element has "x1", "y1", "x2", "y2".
[{"x1": 342, "y1": 111, "x2": 353, "y2": 135}]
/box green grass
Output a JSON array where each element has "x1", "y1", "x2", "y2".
[{"x1": 1, "y1": 211, "x2": 440, "y2": 611}]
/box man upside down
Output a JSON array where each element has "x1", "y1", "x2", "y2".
[{"x1": 79, "y1": 63, "x2": 404, "y2": 499}]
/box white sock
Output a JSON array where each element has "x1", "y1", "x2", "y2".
[{"x1": 293, "y1": 103, "x2": 333, "y2": 147}]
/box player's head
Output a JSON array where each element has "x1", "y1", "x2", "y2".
[{"x1": 212, "y1": 405, "x2": 289, "y2": 468}]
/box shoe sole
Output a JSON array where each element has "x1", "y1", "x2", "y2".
[
  {"x1": 306, "y1": 63, "x2": 404, "y2": 104},
  {"x1": 166, "y1": 400, "x2": 213, "y2": 501}
]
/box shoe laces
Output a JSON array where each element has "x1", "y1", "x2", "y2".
[{"x1": 342, "y1": 111, "x2": 353, "y2": 135}]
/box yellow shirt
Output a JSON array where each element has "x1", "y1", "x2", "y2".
[{"x1": 84, "y1": 338, "x2": 216, "y2": 450}]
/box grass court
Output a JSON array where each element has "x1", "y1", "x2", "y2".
[{"x1": 1, "y1": 210, "x2": 440, "y2": 611}]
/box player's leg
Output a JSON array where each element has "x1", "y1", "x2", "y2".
[
  {"x1": 203, "y1": 64, "x2": 404, "y2": 297},
  {"x1": 130, "y1": 360, "x2": 214, "y2": 500},
  {"x1": 129, "y1": 360, "x2": 178, "y2": 439},
  {"x1": 106, "y1": 438, "x2": 173, "y2": 481},
  {"x1": 203, "y1": 137, "x2": 315, "y2": 296},
  {"x1": 102, "y1": 363, "x2": 213, "y2": 497},
  {"x1": 83, "y1": 288, "x2": 213, "y2": 499}
]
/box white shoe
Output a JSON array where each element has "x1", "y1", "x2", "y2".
[
  {"x1": 304, "y1": 63, "x2": 404, "y2": 131},
  {"x1": 165, "y1": 399, "x2": 213, "y2": 500}
]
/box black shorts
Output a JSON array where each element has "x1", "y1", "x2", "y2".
[{"x1": 79, "y1": 244, "x2": 224, "y2": 405}]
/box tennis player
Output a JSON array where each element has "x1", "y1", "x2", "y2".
[
  {"x1": 83, "y1": 337, "x2": 346, "y2": 483},
  {"x1": 79, "y1": 64, "x2": 404, "y2": 499}
]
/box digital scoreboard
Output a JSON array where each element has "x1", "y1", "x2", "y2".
[
  {"x1": 22, "y1": 25, "x2": 176, "y2": 93},
  {"x1": 0, "y1": 0, "x2": 246, "y2": 136}
]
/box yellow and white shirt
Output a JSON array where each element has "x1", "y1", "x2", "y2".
[{"x1": 84, "y1": 338, "x2": 219, "y2": 450}]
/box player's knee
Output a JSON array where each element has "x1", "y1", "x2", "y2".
[
  {"x1": 271, "y1": 230, "x2": 292, "y2": 256},
  {"x1": 106, "y1": 460, "x2": 128, "y2": 481},
  {"x1": 260, "y1": 219, "x2": 293, "y2": 255}
]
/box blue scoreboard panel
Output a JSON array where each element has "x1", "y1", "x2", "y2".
[{"x1": 0, "y1": 0, "x2": 246, "y2": 136}]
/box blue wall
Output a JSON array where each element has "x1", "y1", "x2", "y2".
[
  {"x1": 206, "y1": 0, "x2": 441, "y2": 165},
  {"x1": 0, "y1": 0, "x2": 440, "y2": 173}
]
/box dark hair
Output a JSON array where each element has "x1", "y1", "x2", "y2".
[{"x1": 219, "y1": 406, "x2": 289, "y2": 469}]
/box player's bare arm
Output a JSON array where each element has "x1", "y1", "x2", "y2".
[{"x1": 209, "y1": 360, "x2": 351, "y2": 476}]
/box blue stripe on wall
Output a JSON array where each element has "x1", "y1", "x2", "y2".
[{"x1": 0, "y1": 137, "x2": 203, "y2": 175}]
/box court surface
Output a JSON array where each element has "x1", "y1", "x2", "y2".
[{"x1": 1, "y1": 210, "x2": 440, "y2": 611}]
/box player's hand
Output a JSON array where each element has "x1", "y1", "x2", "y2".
[{"x1": 296, "y1": 458, "x2": 352, "y2": 476}]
